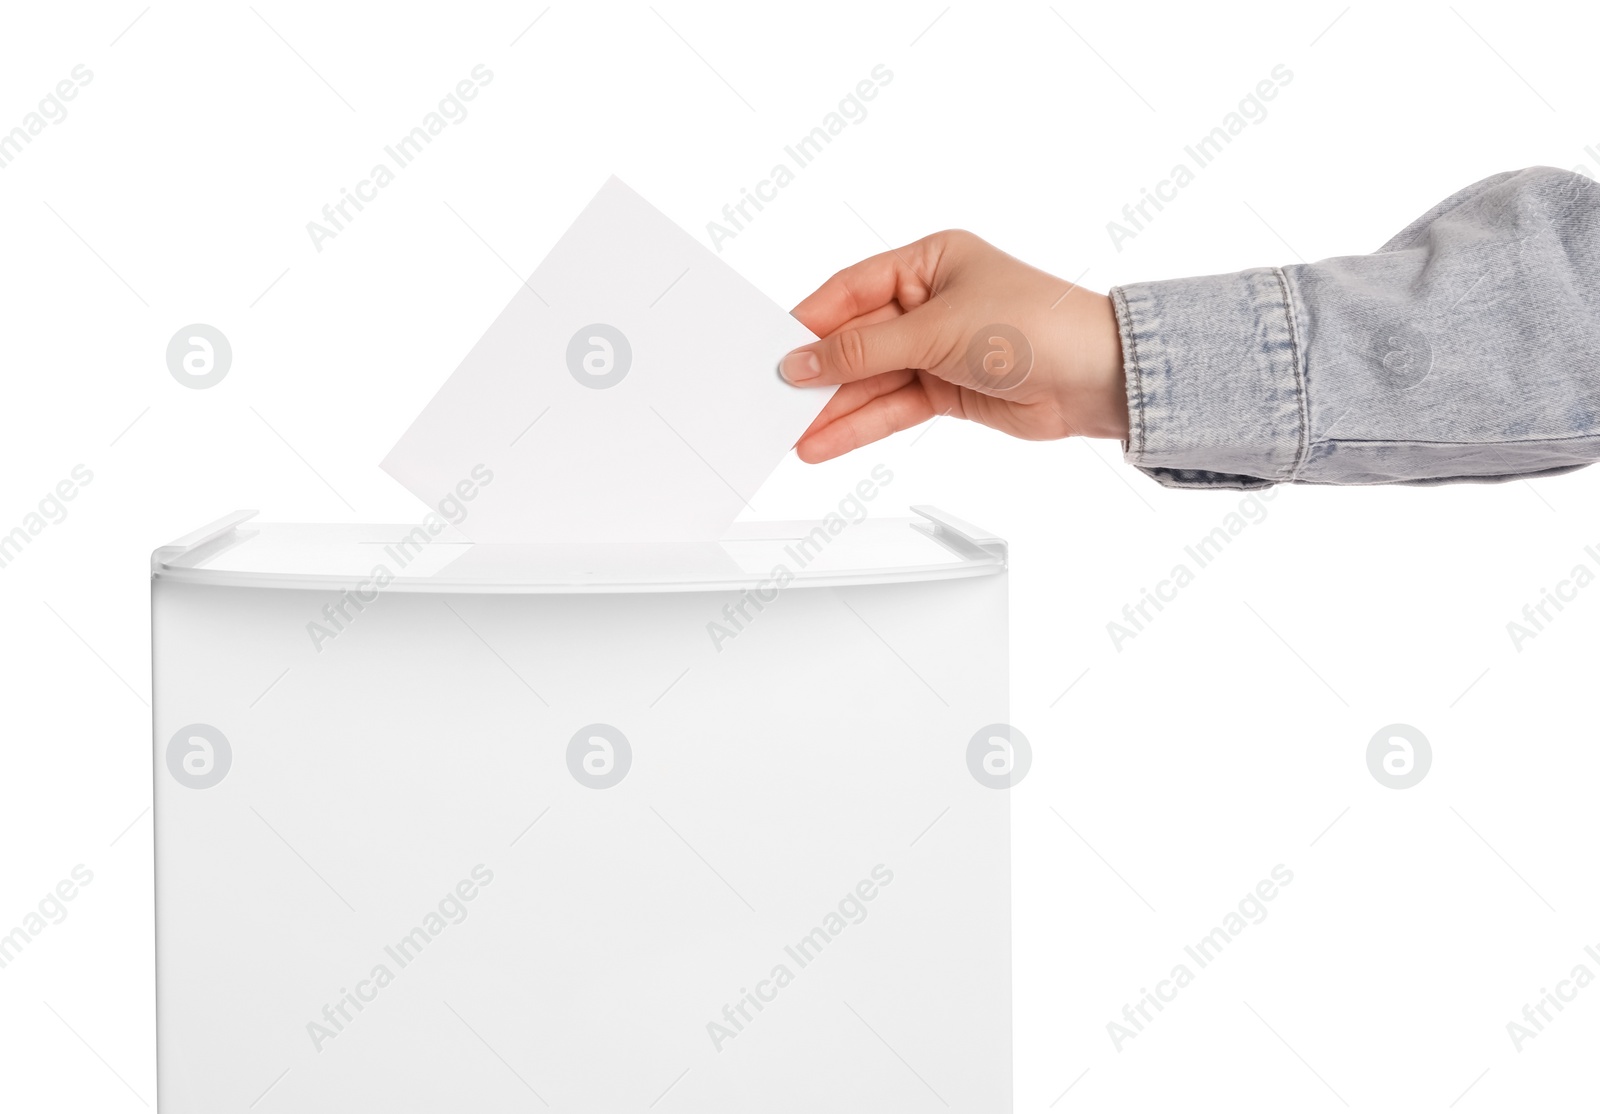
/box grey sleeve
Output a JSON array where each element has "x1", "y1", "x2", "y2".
[{"x1": 1110, "y1": 166, "x2": 1600, "y2": 488}]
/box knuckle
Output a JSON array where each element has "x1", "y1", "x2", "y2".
[
  {"x1": 834, "y1": 326, "x2": 871, "y2": 379},
  {"x1": 920, "y1": 322, "x2": 959, "y2": 372}
]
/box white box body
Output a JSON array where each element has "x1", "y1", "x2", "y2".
[{"x1": 151, "y1": 509, "x2": 1010, "y2": 1112}]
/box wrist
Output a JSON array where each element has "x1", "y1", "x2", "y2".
[{"x1": 1051, "y1": 291, "x2": 1129, "y2": 440}]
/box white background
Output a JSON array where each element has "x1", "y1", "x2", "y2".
[{"x1": 2, "y1": 1, "x2": 1597, "y2": 1110}]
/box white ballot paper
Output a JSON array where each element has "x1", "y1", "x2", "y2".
[{"x1": 381, "y1": 177, "x2": 836, "y2": 543}]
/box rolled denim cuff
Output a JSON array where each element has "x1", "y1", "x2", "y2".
[{"x1": 1112, "y1": 268, "x2": 1306, "y2": 489}]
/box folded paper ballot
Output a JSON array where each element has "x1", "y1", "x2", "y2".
[{"x1": 381, "y1": 177, "x2": 837, "y2": 543}]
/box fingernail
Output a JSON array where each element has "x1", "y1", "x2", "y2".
[{"x1": 780, "y1": 349, "x2": 821, "y2": 383}]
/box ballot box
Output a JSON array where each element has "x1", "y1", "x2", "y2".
[{"x1": 151, "y1": 505, "x2": 1013, "y2": 1112}]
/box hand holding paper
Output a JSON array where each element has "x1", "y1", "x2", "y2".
[{"x1": 781, "y1": 229, "x2": 1128, "y2": 462}]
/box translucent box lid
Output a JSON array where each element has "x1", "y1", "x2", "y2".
[{"x1": 151, "y1": 508, "x2": 1007, "y2": 594}]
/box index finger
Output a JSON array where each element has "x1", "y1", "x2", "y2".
[{"x1": 790, "y1": 238, "x2": 940, "y2": 337}]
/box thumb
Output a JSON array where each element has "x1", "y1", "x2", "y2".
[{"x1": 779, "y1": 305, "x2": 950, "y2": 387}]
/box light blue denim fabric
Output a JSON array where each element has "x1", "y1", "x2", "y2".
[{"x1": 1111, "y1": 166, "x2": 1600, "y2": 488}]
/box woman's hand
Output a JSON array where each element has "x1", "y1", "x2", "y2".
[{"x1": 783, "y1": 230, "x2": 1128, "y2": 462}]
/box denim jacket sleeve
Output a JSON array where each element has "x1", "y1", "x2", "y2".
[{"x1": 1110, "y1": 166, "x2": 1600, "y2": 488}]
